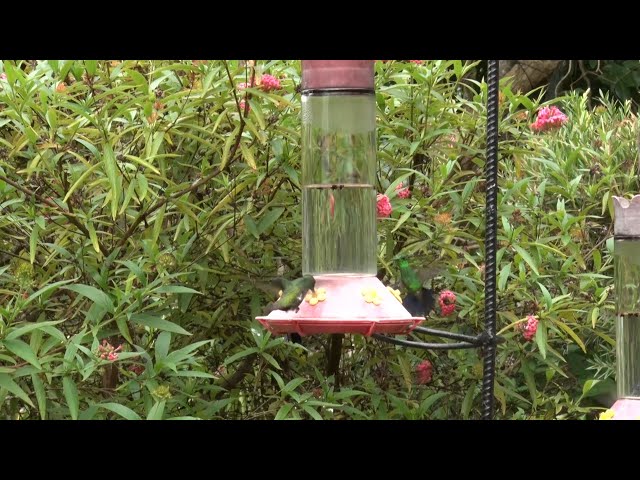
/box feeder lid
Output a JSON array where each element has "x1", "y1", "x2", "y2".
[
  {"x1": 301, "y1": 60, "x2": 374, "y2": 91},
  {"x1": 610, "y1": 398, "x2": 640, "y2": 420},
  {"x1": 256, "y1": 275, "x2": 423, "y2": 336},
  {"x1": 613, "y1": 195, "x2": 640, "y2": 237}
]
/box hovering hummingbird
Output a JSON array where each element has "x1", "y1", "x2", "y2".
[{"x1": 395, "y1": 257, "x2": 442, "y2": 317}]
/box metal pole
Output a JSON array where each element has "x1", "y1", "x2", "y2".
[{"x1": 480, "y1": 59, "x2": 499, "y2": 420}]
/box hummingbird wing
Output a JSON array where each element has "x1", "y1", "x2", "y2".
[
  {"x1": 416, "y1": 265, "x2": 445, "y2": 284},
  {"x1": 254, "y1": 277, "x2": 292, "y2": 298},
  {"x1": 271, "y1": 277, "x2": 292, "y2": 291}
]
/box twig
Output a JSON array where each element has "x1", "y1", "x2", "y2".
[
  {"x1": 0, "y1": 174, "x2": 110, "y2": 257},
  {"x1": 115, "y1": 61, "x2": 248, "y2": 251}
]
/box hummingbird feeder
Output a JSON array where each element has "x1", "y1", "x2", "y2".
[
  {"x1": 256, "y1": 60, "x2": 503, "y2": 419},
  {"x1": 257, "y1": 60, "x2": 424, "y2": 336},
  {"x1": 609, "y1": 195, "x2": 640, "y2": 419}
]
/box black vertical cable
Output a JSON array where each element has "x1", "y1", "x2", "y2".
[{"x1": 481, "y1": 60, "x2": 499, "y2": 420}]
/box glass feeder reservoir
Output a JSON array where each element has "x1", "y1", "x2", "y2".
[
  {"x1": 613, "y1": 195, "x2": 640, "y2": 400},
  {"x1": 257, "y1": 60, "x2": 423, "y2": 336}
]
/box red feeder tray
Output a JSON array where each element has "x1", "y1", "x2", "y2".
[
  {"x1": 256, "y1": 275, "x2": 424, "y2": 336},
  {"x1": 610, "y1": 398, "x2": 640, "y2": 420}
]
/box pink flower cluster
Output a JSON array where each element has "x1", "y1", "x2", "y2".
[
  {"x1": 409, "y1": 60, "x2": 424, "y2": 65},
  {"x1": 416, "y1": 360, "x2": 433, "y2": 384},
  {"x1": 530, "y1": 106, "x2": 568, "y2": 132},
  {"x1": 395, "y1": 182, "x2": 411, "y2": 199},
  {"x1": 239, "y1": 99, "x2": 249, "y2": 112},
  {"x1": 439, "y1": 290, "x2": 456, "y2": 316},
  {"x1": 0, "y1": 73, "x2": 6, "y2": 80},
  {"x1": 518, "y1": 315, "x2": 538, "y2": 341},
  {"x1": 261, "y1": 74, "x2": 281, "y2": 91},
  {"x1": 376, "y1": 193, "x2": 392, "y2": 217},
  {"x1": 97, "y1": 340, "x2": 122, "y2": 361}
]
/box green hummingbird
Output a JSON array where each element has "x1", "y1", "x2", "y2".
[
  {"x1": 264, "y1": 275, "x2": 316, "y2": 315},
  {"x1": 395, "y1": 257, "x2": 442, "y2": 317}
]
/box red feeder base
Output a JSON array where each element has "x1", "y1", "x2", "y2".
[{"x1": 256, "y1": 275, "x2": 424, "y2": 336}]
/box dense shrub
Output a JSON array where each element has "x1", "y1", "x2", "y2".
[{"x1": 0, "y1": 60, "x2": 636, "y2": 419}]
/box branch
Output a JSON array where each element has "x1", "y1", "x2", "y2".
[
  {"x1": 215, "y1": 353, "x2": 257, "y2": 399},
  {"x1": 0, "y1": 174, "x2": 110, "y2": 257},
  {"x1": 116, "y1": 60, "x2": 248, "y2": 250}
]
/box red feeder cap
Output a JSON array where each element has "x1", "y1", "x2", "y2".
[{"x1": 302, "y1": 60, "x2": 374, "y2": 90}]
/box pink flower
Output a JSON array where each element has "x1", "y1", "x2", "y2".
[
  {"x1": 410, "y1": 60, "x2": 424, "y2": 65},
  {"x1": 376, "y1": 194, "x2": 392, "y2": 218},
  {"x1": 416, "y1": 360, "x2": 433, "y2": 384},
  {"x1": 0, "y1": 73, "x2": 6, "y2": 80},
  {"x1": 395, "y1": 182, "x2": 411, "y2": 199},
  {"x1": 261, "y1": 74, "x2": 281, "y2": 91},
  {"x1": 237, "y1": 82, "x2": 249, "y2": 90},
  {"x1": 239, "y1": 98, "x2": 250, "y2": 113},
  {"x1": 96, "y1": 340, "x2": 122, "y2": 361},
  {"x1": 530, "y1": 106, "x2": 568, "y2": 132},
  {"x1": 438, "y1": 290, "x2": 456, "y2": 316},
  {"x1": 518, "y1": 315, "x2": 539, "y2": 341}
]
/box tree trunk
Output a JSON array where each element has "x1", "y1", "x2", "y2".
[{"x1": 500, "y1": 60, "x2": 562, "y2": 93}]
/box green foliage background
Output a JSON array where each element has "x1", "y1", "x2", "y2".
[{"x1": 0, "y1": 60, "x2": 637, "y2": 419}]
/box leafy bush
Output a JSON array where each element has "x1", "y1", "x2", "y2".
[{"x1": 0, "y1": 60, "x2": 636, "y2": 419}]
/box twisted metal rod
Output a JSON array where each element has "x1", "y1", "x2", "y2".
[{"x1": 480, "y1": 59, "x2": 500, "y2": 420}]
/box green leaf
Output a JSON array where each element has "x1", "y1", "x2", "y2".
[
  {"x1": 84, "y1": 60, "x2": 97, "y2": 76},
  {"x1": 3, "y1": 339, "x2": 42, "y2": 369},
  {"x1": 461, "y1": 381, "x2": 476, "y2": 419},
  {"x1": 152, "y1": 203, "x2": 166, "y2": 245},
  {"x1": 301, "y1": 404, "x2": 323, "y2": 420},
  {"x1": 155, "y1": 332, "x2": 171, "y2": 361},
  {"x1": 420, "y1": 392, "x2": 448, "y2": 413},
  {"x1": 103, "y1": 143, "x2": 119, "y2": 220},
  {"x1": 65, "y1": 284, "x2": 114, "y2": 313},
  {"x1": 0, "y1": 373, "x2": 35, "y2": 407},
  {"x1": 169, "y1": 370, "x2": 216, "y2": 379},
  {"x1": 537, "y1": 283, "x2": 553, "y2": 310},
  {"x1": 391, "y1": 211, "x2": 412, "y2": 233},
  {"x1": 521, "y1": 362, "x2": 537, "y2": 407},
  {"x1": 29, "y1": 225, "x2": 40, "y2": 264},
  {"x1": 513, "y1": 245, "x2": 539, "y2": 276},
  {"x1": 258, "y1": 207, "x2": 285, "y2": 234},
  {"x1": 552, "y1": 319, "x2": 586, "y2": 353},
  {"x1": 154, "y1": 285, "x2": 201, "y2": 295},
  {"x1": 87, "y1": 222, "x2": 101, "y2": 254},
  {"x1": 275, "y1": 403, "x2": 294, "y2": 420},
  {"x1": 115, "y1": 316, "x2": 133, "y2": 344},
  {"x1": 99, "y1": 402, "x2": 142, "y2": 420},
  {"x1": 224, "y1": 347, "x2": 258, "y2": 366},
  {"x1": 535, "y1": 320, "x2": 547, "y2": 359},
  {"x1": 62, "y1": 376, "x2": 79, "y2": 420},
  {"x1": 63, "y1": 161, "x2": 102, "y2": 203},
  {"x1": 239, "y1": 142, "x2": 257, "y2": 170},
  {"x1": 31, "y1": 373, "x2": 47, "y2": 419},
  {"x1": 220, "y1": 125, "x2": 240, "y2": 171},
  {"x1": 130, "y1": 313, "x2": 191, "y2": 335},
  {"x1": 498, "y1": 263, "x2": 511, "y2": 291},
  {"x1": 24, "y1": 279, "x2": 74, "y2": 308},
  {"x1": 6, "y1": 319, "x2": 65, "y2": 340},
  {"x1": 244, "y1": 215, "x2": 259, "y2": 239},
  {"x1": 147, "y1": 401, "x2": 166, "y2": 420}
]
